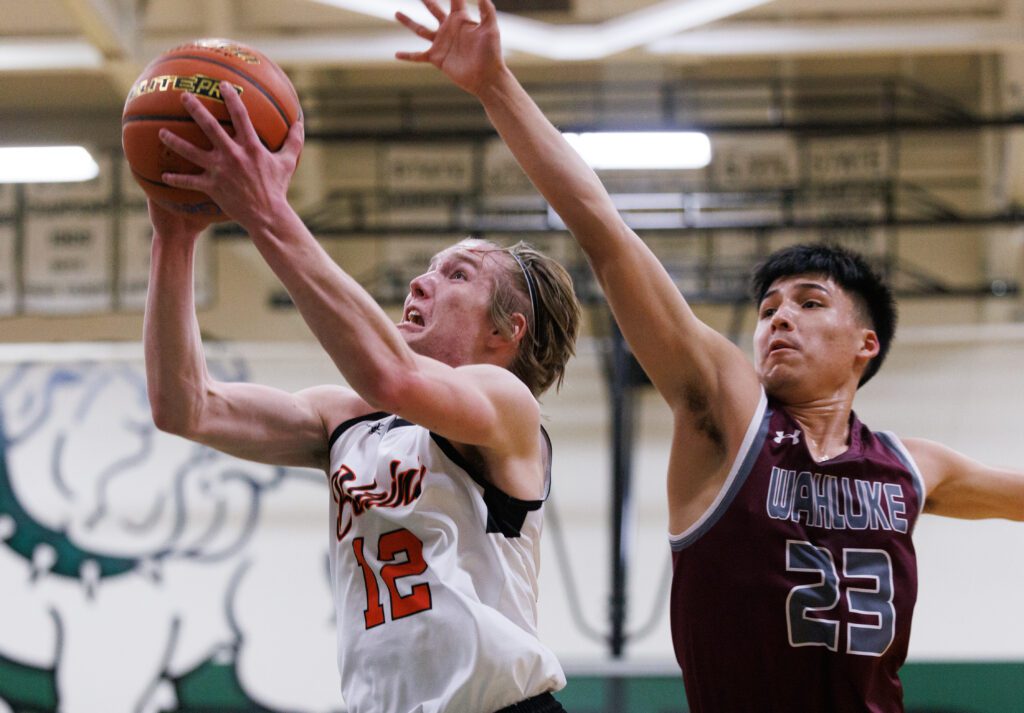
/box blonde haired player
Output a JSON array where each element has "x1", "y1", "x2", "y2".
[{"x1": 144, "y1": 72, "x2": 579, "y2": 711}]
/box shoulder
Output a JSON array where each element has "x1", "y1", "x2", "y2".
[
  {"x1": 455, "y1": 362, "x2": 532, "y2": 389},
  {"x1": 901, "y1": 436, "x2": 984, "y2": 480},
  {"x1": 900, "y1": 436, "x2": 942, "y2": 459},
  {"x1": 446, "y1": 365, "x2": 544, "y2": 499},
  {"x1": 453, "y1": 363, "x2": 541, "y2": 422},
  {"x1": 297, "y1": 384, "x2": 376, "y2": 441},
  {"x1": 897, "y1": 436, "x2": 960, "y2": 495},
  {"x1": 901, "y1": 436, "x2": 954, "y2": 467}
]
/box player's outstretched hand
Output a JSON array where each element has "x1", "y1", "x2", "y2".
[
  {"x1": 158, "y1": 82, "x2": 304, "y2": 231},
  {"x1": 396, "y1": 0, "x2": 505, "y2": 96}
]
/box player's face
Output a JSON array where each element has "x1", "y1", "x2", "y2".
[
  {"x1": 397, "y1": 240, "x2": 505, "y2": 366},
  {"x1": 753, "y1": 273, "x2": 877, "y2": 402}
]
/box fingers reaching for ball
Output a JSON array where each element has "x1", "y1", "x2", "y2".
[
  {"x1": 179, "y1": 89, "x2": 234, "y2": 151},
  {"x1": 219, "y1": 81, "x2": 263, "y2": 148},
  {"x1": 157, "y1": 126, "x2": 207, "y2": 169},
  {"x1": 158, "y1": 80, "x2": 249, "y2": 186},
  {"x1": 158, "y1": 78, "x2": 302, "y2": 231},
  {"x1": 122, "y1": 39, "x2": 302, "y2": 219}
]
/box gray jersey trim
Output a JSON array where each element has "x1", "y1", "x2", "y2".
[
  {"x1": 669, "y1": 390, "x2": 770, "y2": 552},
  {"x1": 876, "y1": 431, "x2": 927, "y2": 511}
]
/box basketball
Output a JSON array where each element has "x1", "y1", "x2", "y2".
[{"x1": 122, "y1": 39, "x2": 302, "y2": 219}]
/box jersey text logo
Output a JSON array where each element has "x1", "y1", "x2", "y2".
[
  {"x1": 766, "y1": 466, "x2": 909, "y2": 533},
  {"x1": 330, "y1": 460, "x2": 427, "y2": 540}
]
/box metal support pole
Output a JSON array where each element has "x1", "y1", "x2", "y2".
[
  {"x1": 608, "y1": 319, "x2": 635, "y2": 659},
  {"x1": 605, "y1": 319, "x2": 637, "y2": 712}
]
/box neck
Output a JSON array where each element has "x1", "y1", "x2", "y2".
[{"x1": 779, "y1": 388, "x2": 857, "y2": 463}]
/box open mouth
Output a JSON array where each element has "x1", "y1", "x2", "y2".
[{"x1": 405, "y1": 308, "x2": 425, "y2": 326}]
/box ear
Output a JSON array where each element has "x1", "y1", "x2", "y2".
[
  {"x1": 858, "y1": 328, "x2": 880, "y2": 360},
  {"x1": 488, "y1": 312, "x2": 528, "y2": 350}
]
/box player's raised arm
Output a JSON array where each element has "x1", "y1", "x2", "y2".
[
  {"x1": 157, "y1": 83, "x2": 555, "y2": 493},
  {"x1": 905, "y1": 438, "x2": 1024, "y2": 521},
  {"x1": 396, "y1": 0, "x2": 762, "y2": 438},
  {"x1": 144, "y1": 201, "x2": 351, "y2": 471}
]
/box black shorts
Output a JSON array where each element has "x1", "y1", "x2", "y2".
[{"x1": 493, "y1": 691, "x2": 566, "y2": 713}]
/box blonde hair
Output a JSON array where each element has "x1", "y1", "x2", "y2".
[{"x1": 481, "y1": 240, "x2": 581, "y2": 396}]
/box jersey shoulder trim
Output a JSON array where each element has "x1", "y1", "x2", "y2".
[
  {"x1": 669, "y1": 389, "x2": 770, "y2": 551},
  {"x1": 429, "y1": 432, "x2": 543, "y2": 539},
  {"x1": 540, "y1": 425, "x2": 553, "y2": 501},
  {"x1": 875, "y1": 431, "x2": 927, "y2": 511},
  {"x1": 328, "y1": 411, "x2": 413, "y2": 448}
]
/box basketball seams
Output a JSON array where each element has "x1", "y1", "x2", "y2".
[
  {"x1": 122, "y1": 40, "x2": 300, "y2": 217},
  {"x1": 147, "y1": 52, "x2": 293, "y2": 126},
  {"x1": 122, "y1": 116, "x2": 234, "y2": 128},
  {"x1": 130, "y1": 170, "x2": 192, "y2": 190}
]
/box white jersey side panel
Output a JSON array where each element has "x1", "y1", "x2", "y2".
[{"x1": 327, "y1": 413, "x2": 565, "y2": 713}]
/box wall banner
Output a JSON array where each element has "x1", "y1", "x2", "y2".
[{"x1": 23, "y1": 213, "x2": 113, "y2": 313}]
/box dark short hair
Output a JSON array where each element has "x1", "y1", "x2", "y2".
[{"x1": 750, "y1": 243, "x2": 897, "y2": 387}]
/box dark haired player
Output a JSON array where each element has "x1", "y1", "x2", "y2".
[{"x1": 398, "y1": 1, "x2": 1024, "y2": 710}]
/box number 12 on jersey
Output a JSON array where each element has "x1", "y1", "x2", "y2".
[{"x1": 352, "y1": 528, "x2": 433, "y2": 629}]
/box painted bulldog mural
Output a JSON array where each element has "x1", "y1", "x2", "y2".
[{"x1": 0, "y1": 353, "x2": 344, "y2": 713}]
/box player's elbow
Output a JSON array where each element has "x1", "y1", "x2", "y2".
[
  {"x1": 150, "y1": 400, "x2": 188, "y2": 436},
  {"x1": 150, "y1": 399, "x2": 195, "y2": 437},
  {"x1": 148, "y1": 383, "x2": 204, "y2": 438}
]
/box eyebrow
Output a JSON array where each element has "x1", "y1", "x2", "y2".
[
  {"x1": 429, "y1": 249, "x2": 482, "y2": 271},
  {"x1": 761, "y1": 282, "x2": 832, "y2": 302}
]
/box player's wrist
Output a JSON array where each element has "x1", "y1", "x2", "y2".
[
  {"x1": 472, "y1": 64, "x2": 517, "y2": 102},
  {"x1": 240, "y1": 196, "x2": 303, "y2": 247},
  {"x1": 148, "y1": 213, "x2": 207, "y2": 247}
]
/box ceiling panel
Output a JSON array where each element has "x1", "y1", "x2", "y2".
[
  {"x1": 0, "y1": 0, "x2": 1021, "y2": 146},
  {"x1": 0, "y1": 0, "x2": 80, "y2": 34}
]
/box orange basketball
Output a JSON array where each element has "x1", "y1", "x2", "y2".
[{"x1": 122, "y1": 39, "x2": 302, "y2": 220}]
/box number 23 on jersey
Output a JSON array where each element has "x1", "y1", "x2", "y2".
[{"x1": 785, "y1": 539, "x2": 896, "y2": 657}]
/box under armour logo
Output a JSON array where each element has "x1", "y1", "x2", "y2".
[
  {"x1": 773, "y1": 430, "x2": 801, "y2": 445},
  {"x1": 368, "y1": 422, "x2": 385, "y2": 436}
]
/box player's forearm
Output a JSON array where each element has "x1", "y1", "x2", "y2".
[
  {"x1": 246, "y1": 207, "x2": 418, "y2": 410},
  {"x1": 1008, "y1": 476, "x2": 1024, "y2": 521},
  {"x1": 475, "y1": 68, "x2": 624, "y2": 260},
  {"x1": 943, "y1": 468, "x2": 1024, "y2": 521},
  {"x1": 476, "y1": 68, "x2": 754, "y2": 406},
  {"x1": 144, "y1": 235, "x2": 212, "y2": 436}
]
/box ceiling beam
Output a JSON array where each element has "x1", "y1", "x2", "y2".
[
  {"x1": 310, "y1": 0, "x2": 779, "y2": 60},
  {"x1": 60, "y1": 0, "x2": 140, "y2": 94},
  {"x1": 647, "y1": 20, "x2": 1024, "y2": 56},
  {"x1": 4, "y1": 17, "x2": 1022, "y2": 74}
]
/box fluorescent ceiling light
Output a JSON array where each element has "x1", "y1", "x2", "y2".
[
  {"x1": 0, "y1": 39, "x2": 103, "y2": 70},
  {"x1": 0, "y1": 146, "x2": 100, "y2": 183},
  {"x1": 562, "y1": 132, "x2": 711, "y2": 170}
]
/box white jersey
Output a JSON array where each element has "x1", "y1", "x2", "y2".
[{"x1": 326, "y1": 411, "x2": 566, "y2": 713}]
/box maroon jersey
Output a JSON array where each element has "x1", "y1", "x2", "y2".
[{"x1": 670, "y1": 392, "x2": 925, "y2": 713}]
